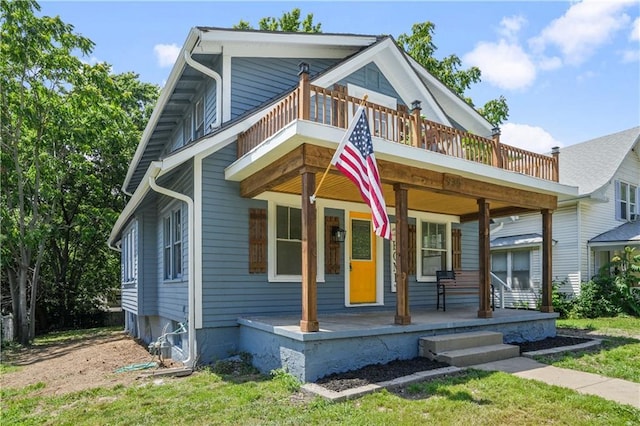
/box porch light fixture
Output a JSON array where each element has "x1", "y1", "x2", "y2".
[
  {"x1": 331, "y1": 226, "x2": 346, "y2": 243},
  {"x1": 411, "y1": 100, "x2": 422, "y2": 111},
  {"x1": 491, "y1": 126, "x2": 501, "y2": 137}
]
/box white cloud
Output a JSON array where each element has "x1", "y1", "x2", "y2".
[
  {"x1": 498, "y1": 15, "x2": 527, "y2": 42},
  {"x1": 537, "y1": 56, "x2": 563, "y2": 71},
  {"x1": 576, "y1": 70, "x2": 597, "y2": 83},
  {"x1": 153, "y1": 43, "x2": 180, "y2": 68},
  {"x1": 500, "y1": 123, "x2": 562, "y2": 154},
  {"x1": 621, "y1": 49, "x2": 640, "y2": 63},
  {"x1": 529, "y1": 0, "x2": 633, "y2": 65},
  {"x1": 464, "y1": 40, "x2": 536, "y2": 90},
  {"x1": 631, "y1": 17, "x2": 640, "y2": 41}
]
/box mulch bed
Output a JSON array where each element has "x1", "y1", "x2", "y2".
[
  {"x1": 315, "y1": 335, "x2": 594, "y2": 392},
  {"x1": 514, "y1": 335, "x2": 592, "y2": 353}
]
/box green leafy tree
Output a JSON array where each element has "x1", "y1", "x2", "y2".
[
  {"x1": 234, "y1": 8, "x2": 321, "y2": 32},
  {"x1": 1, "y1": 0, "x2": 159, "y2": 340},
  {"x1": 397, "y1": 22, "x2": 509, "y2": 126}
]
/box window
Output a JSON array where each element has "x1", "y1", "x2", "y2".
[
  {"x1": 616, "y1": 180, "x2": 638, "y2": 221},
  {"x1": 194, "y1": 98, "x2": 205, "y2": 139},
  {"x1": 122, "y1": 220, "x2": 137, "y2": 284},
  {"x1": 419, "y1": 221, "x2": 446, "y2": 278},
  {"x1": 163, "y1": 208, "x2": 183, "y2": 280},
  {"x1": 276, "y1": 205, "x2": 302, "y2": 275},
  {"x1": 183, "y1": 111, "x2": 193, "y2": 145},
  {"x1": 491, "y1": 250, "x2": 531, "y2": 290}
]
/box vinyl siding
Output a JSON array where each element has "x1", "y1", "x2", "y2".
[
  {"x1": 153, "y1": 163, "x2": 193, "y2": 323},
  {"x1": 138, "y1": 209, "x2": 158, "y2": 315},
  {"x1": 230, "y1": 58, "x2": 340, "y2": 119},
  {"x1": 337, "y1": 63, "x2": 403, "y2": 106}
]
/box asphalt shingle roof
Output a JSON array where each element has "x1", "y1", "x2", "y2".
[
  {"x1": 558, "y1": 126, "x2": 640, "y2": 196},
  {"x1": 589, "y1": 221, "x2": 640, "y2": 244}
]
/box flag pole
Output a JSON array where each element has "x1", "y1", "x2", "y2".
[{"x1": 309, "y1": 95, "x2": 368, "y2": 204}]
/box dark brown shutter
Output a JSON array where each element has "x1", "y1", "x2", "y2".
[
  {"x1": 408, "y1": 224, "x2": 416, "y2": 275},
  {"x1": 249, "y1": 208, "x2": 267, "y2": 273},
  {"x1": 325, "y1": 216, "x2": 341, "y2": 274},
  {"x1": 452, "y1": 228, "x2": 462, "y2": 270}
]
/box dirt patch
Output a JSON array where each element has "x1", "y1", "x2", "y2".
[{"x1": 1, "y1": 331, "x2": 181, "y2": 396}]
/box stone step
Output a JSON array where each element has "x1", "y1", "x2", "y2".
[
  {"x1": 435, "y1": 344, "x2": 520, "y2": 367},
  {"x1": 419, "y1": 331, "x2": 504, "y2": 359}
]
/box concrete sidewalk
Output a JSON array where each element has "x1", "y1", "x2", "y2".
[{"x1": 473, "y1": 357, "x2": 640, "y2": 408}]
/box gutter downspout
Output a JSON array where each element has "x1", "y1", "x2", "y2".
[
  {"x1": 184, "y1": 51, "x2": 222, "y2": 129},
  {"x1": 148, "y1": 164, "x2": 196, "y2": 369}
]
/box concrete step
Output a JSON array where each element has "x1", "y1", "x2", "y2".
[
  {"x1": 419, "y1": 331, "x2": 504, "y2": 359},
  {"x1": 435, "y1": 344, "x2": 520, "y2": 367}
]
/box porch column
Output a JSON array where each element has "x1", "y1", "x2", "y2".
[
  {"x1": 394, "y1": 184, "x2": 411, "y2": 325},
  {"x1": 300, "y1": 171, "x2": 319, "y2": 332},
  {"x1": 540, "y1": 209, "x2": 554, "y2": 313},
  {"x1": 477, "y1": 198, "x2": 493, "y2": 318},
  {"x1": 298, "y1": 62, "x2": 310, "y2": 121}
]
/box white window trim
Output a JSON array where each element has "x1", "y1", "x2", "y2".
[
  {"x1": 491, "y1": 248, "x2": 534, "y2": 290},
  {"x1": 122, "y1": 220, "x2": 138, "y2": 285},
  {"x1": 616, "y1": 180, "x2": 638, "y2": 222},
  {"x1": 416, "y1": 214, "x2": 453, "y2": 282},
  {"x1": 162, "y1": 204, "x2": 184, "y2": 282},
  {"x1": 264, "y1": 194, "x2": 326, "y2": 283}
]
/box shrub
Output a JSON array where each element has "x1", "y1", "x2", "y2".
[
  {"x1": 571, "y1": 278, "x2": 622, "y2": 318},
  {"x1": 550, "y1": 281, "x2": 575, "y2": 319}
]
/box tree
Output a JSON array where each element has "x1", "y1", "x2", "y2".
[
  {"x1": 397, "y1": 22, "x2": 509, "y2": 126},
  {"x1": 39, "y1": 70, "x2": 158, "y2": 331},
  {"x1": 1, "y1": 0, "x2": 95, "y2": 343},
  {"x1": 1, "y1": 0, "x2": 159, "y2": 340},
  {"x1": 234, "y1": 8, "x2": 321, "y2": 32}
]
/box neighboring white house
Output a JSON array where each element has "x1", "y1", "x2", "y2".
[{"x1": 487, "y1": 127, "x2": 640, "y2": 307}]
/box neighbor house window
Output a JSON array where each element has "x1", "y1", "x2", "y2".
[
  {"x1": 122, "y1": 220, "x2": 138, "y2": 284},
  {"x1": 276, "y1": 205, "x2": 302, "y2": 275},
  {"x1": 616, "y1": 180, "x2": 638, "y2": 221},
  {"x1": 163, "y1": 208, "x2": 183, "y2": 280},
  {"x1": 491, "y1": 250, "x2": 531, "y2": 290},
  {"x1": 419, "y1": 221, "x2": 446, "y2": 278}
]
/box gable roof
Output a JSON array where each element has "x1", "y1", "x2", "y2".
[
  {"x1": 122, "y1": 27, "x2": 379, "y2": 193},
  {"x1": 558, "y1": 126, "x2": 640, "y2": 196},
  {"x1": 588, "y1": 221, "x2": 640, "y2": 245}
]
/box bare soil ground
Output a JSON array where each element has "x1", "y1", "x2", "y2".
[{"x1": 1, "y1": 330, "x2": 180, "y2": 396}]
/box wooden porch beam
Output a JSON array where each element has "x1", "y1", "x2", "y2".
[
  {"x1": 300, "y1": 171, "x2": 319, "y2": 332},
  {"x1": 540, "y1": 209, "x2": 554, "y2": 313},
  {"x1": 459, "y1": 207, "x2": 534, "y2": 223},
  {"x1": 477, "y1": 199, "x2": 492, "y2": 318},
  {"x1": 240, "y1": 146, "x2": 306, "y2": 198},
  {"x1": 394, "y1": 184, "x2": 411, "y2": 325}
]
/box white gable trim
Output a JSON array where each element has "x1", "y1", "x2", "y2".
[{"x1": 312, "y1": 38, "x2": 451, "y2": 126}]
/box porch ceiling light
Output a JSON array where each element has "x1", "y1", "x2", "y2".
[{"x1": 331, "y1": 226, "x2": 346, "y2": 243}]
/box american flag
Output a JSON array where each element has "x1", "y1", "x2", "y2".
[{"x1": 331, "y1": 106, "x2": 391, "y2": 240}]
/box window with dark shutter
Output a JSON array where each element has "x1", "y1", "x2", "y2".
[
  {"x1": 249, "y1": 208, "x2": 267, "y2": 273},
  {"x1": 325, "y1": 216, "x2": 341, "y2": 274}
]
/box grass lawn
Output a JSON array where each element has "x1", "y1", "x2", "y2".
[
  {"x1": 540, "y1": 316, "x2": 640, "y2": 383},
  {"x1": 2, "y1": 320, "x2": 639, "y2": 425},
  {"x1": 2, "y1": 368, "x2": 639, "y2": 425}
]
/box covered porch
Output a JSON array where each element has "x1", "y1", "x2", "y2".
[
  {"x1": 238, "y1": 307, "x2": 558, "y2": 382},
  {"x1": 226, "y1": 64, "x2": 568, "y2": 333}
]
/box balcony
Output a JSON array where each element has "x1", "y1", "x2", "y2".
[{"x1": 238, "y1": 83, "x2": 559, "y2": 183}]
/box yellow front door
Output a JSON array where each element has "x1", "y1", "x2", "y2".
[{"x1": 349, "y1": 212, "x2": 377, "y2": 304}]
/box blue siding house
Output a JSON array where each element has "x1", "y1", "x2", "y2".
[{"x1": 109, "y1": 28, "x2": 578, "y2": 381}]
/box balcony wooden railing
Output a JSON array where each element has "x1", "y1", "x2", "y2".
[{"x1": 237, "y1": 80, "x2": 559, "y2": 182}]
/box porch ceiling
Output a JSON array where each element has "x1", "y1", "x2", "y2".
[{"x1": 239, "y1": 144, "x2": 552, "y2": 221}]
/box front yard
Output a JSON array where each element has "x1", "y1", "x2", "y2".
[{"x1": 1, "y1": 317, "x2": 638, "y2": 425}]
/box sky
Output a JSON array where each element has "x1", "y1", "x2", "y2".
[{"x1": 38, "y1": 1, "x2": 640, "y2": 152}]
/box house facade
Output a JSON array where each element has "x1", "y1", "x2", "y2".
[
  {"x1": 481, "y1": 127, "x2": 640, "y2": 308},
  {"x1": 109, "y1": 28, "x2": 578, "y2": 377}
]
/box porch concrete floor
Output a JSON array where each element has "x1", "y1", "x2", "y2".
[{"x1": 239, "y1": 308, "x2": 558, "y2": 342}]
